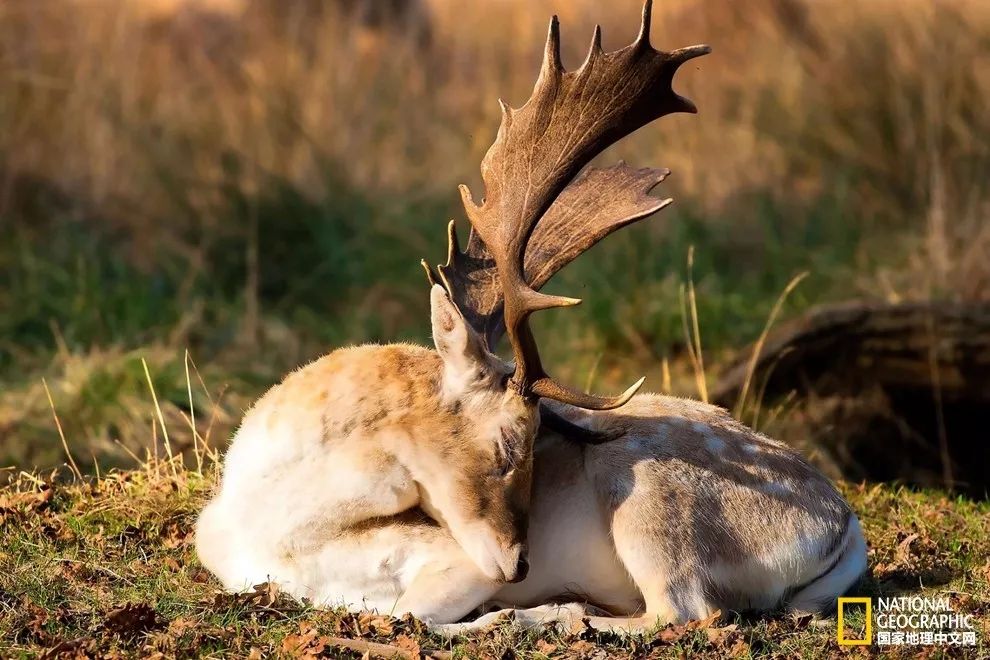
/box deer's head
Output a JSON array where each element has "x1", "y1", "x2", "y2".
[
  {"x1": 421, "y1": 0, "x2": 708, "y2": 583},
  {"x1": 422, "y1": 283, "x2": 537, "y2": 583}
]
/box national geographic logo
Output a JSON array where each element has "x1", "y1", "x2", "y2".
[{"x1": 837, "y1": 597, "x2": 978, "y2": 648}]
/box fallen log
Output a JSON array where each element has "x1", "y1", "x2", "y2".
[{"x1": 713, "y1": 300, "x2": 990, "y2": 497}]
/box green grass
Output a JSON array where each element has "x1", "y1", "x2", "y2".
[
  {"x1": 1, "y1": 170, "x2": 882, "y2": 474},
  {"x1": 1, "y1": 465, "x2": 987, "y2": 658}
]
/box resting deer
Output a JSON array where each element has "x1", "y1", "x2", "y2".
[{"x1": 196, "y1": 1, "x2": 866, "y2": 633}]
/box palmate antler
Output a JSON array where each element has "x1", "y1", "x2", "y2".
[{"x1": 424, "y1": 0, "x2": 709, "y2": 410}]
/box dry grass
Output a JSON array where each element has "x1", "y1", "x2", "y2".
[
  {"x1": 0, "y1": 343, "x2": 243, "y2": 471},
  {"x1": 2, "y1": 0, "x2": 987, "y2": 280}
]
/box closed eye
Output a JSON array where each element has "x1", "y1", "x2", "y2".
[{"x1": 495, "y1": 427, "x2": 521, "y2": 477}]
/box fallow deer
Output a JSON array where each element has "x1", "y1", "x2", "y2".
[{"x1": 196, "y1": 1, "x2": 867, "y2": 633}]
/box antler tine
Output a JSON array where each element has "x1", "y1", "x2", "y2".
[
  {"x1": 636, "y1": 0, "x2": 653, "y2": 48},
  {"x1": 539, "y1": 15, "x2": 563, "y2": 83},
  {"x1": 445, "y1": 1, "x2": 710, "y2": 410}
]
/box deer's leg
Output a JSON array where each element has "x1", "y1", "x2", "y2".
[
  {"x1": 607, "y1": 487, "x2": 719, "y2": 625},
  {"x1": 432, "y1": 602, "x2": 668, "y2": 636},
  {"x1": 393, "y1": 546, "x2": 502, "y2": 624},
  {"x1": 296, "y1": 511, "x2": 500, "y2": 624}
]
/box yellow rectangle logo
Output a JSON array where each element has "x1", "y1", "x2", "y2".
[{"x1": 837, "y1": 597, "x2": 872, "y2": 646}]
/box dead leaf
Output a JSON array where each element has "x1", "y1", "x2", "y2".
[
  {"x1": 704, "y1": 623, "x2": 737, "y2": 644},
  {"x1": 22, "y1": 601, "x2": 52, "y2": 644},
  {"x1": 567, "y1": 640, "x2": 596, "y2": 656},
  {"x1": 211, "y1": 581, "x2": 293, "y2": 614},
  {"x1": 534, "y1": 639, "x2": 558, "y2": 656},
  {"x1": 658, "y1": 624, "x2": 688, "y2": 643},
  {"x1": 326, "y1": 636, "x2": 417, "y2": 658},
  {"x1": 102, "y1": 602, "x2": 162, "y2": 638},
  {"x1": 895, "y1": 533, "x2": 920, "y2": 562},
  {"x1": 357, "y1": 612, "x2": 395, "y2": 637},
  {"x1": 726, "y1": 637, "x2": 749, "y2": 657},
  {"x1": 398, "y1": 612, "x2": 428, "y2": 637},
  {"x1": 281, "y1": 621, "x2": 328, "y2": 658},
  {"x1": 393, "y1": 634, "x2": 420, "y2": 657},
  {"x1": 128, "y1": 559, "x2": 151, "y2": 575},
  {"x1": 250, "y1": 581, "x2": 280, "y2": 607},
  {"x1": 190, "y1": 568, "x2": 212, "y2": 583},
  {"x1": 0, "y1": 484, "x2": 54, "y2": 516},
  {"x1": 162, "y1": 522, "x2": 192, "y2": 549},
  {"x1": 687, "y1": 609, "x2": 722, "y2": 630},
  {"x1": 167, "y1": 617, "x2": 197, "y2": 636},
  {"x1": 40, "y1": 636, "x2": 97, "y2": 659}
]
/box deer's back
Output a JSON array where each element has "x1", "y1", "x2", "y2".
[
  {"x1": 213, "y1": 344, "x2": 444, "y2": 538},
  {"x1": 560, "y1": 395, "x2": 850, "y2": 573},
  {"x1": 231, "y1": 342, "x2": 442, "y2": 450}
]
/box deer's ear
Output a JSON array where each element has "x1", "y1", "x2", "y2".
[{"x1": 430, "y1": 284, "x2": 487, "y2": 380}]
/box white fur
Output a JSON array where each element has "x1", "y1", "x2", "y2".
[{"x1": 789, "y1": 516, "x2": 868, "y2": 613}]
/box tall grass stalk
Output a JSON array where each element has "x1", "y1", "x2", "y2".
[
  {"x1": 680, "y1": 247, "x2": 708, "y2": 403},
  {"x1": 141, "y1": 357, "x2": 178, "y2": 478},
  {"x1": 41, "y1": 378, "x2": 82, "y2": 482},
  {"x1": 734, "y1": 271, "x2": 809, "y2": 422}
]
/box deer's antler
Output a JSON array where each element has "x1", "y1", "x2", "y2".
[
  {"x1": 429, "y1": 164, "x2": 672, "y2": 350},
  {"x1": 426, "y1": 0, "x2": 709, "y2": 410}
]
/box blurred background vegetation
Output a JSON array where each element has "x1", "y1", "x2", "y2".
[{"x1": 1, "y1": 0, "x2": 987, "y2": 480}]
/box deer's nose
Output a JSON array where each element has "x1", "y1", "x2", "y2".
[{"x1": 509, "y1": 554, "x2": 529, "y2": 583}]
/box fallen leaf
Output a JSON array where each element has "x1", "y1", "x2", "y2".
[
  {"x1": 357, "y1": 612, "x2": 395, "y2": 637},
  {"x1": 250, "y1": 581, "x2": 280, "y2": 607},
  {"x1": 102, "y1": 602, "x2": 162, "y2": 639},
  {"x1": 687, "y1": 609, "x2": 722, "y2": 630},
  {"x1": 705, "y1": 623, "x2": 737, "y2": 644},
  {"x1": 22, "y1": 601, "x2": 52, "y2": 644},
  {"x1": 567, "y1": 640, "x2": 596, "y2": 656},
  {"x1": 191, "y1": 568, "x2": 212, "y2": 583},
  {"x1": 162, "y1": 522, "x2": 192, "y2": 549},
  {"x1": 211, "y1": 581, "x2": 294, "y2": 615},
  {"x1": 281, "y1": 621, "x2": 327, "y2": 658},
  {"x1": 393, "y1": 634, "x2": 420, "y2": 657},
  {"x1": 658, "y1": 624, "x2": 688, "y2": 643},
  {"x1": 40, "y1": 636, "x2": 97, "y2": 659},
  {"x1": 726, "y1": 637, "x2": 749, "y2": 657},
  {"x1": 167, "y1": 617, "x2": 197, "y2": 636},
  {"x1": 0, "y1": 484, "x2": 54, "y2": 516},
  {"x1": 326, "y1": 636, "x2": 417, "y2": 658},
  {"x1": 894, "y1": 533, "x2": 920, "y2": 563},
  {"x1": 534, "y1": 638, "x2": 558, "y2": 656}
]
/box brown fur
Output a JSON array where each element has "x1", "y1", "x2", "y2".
[{"x1": 200, "y1": 287, "x2": 540, "y2": 591}]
